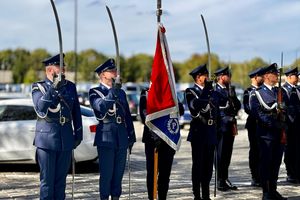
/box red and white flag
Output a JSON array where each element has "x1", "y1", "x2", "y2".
[{"x1": 145, "y1": 24, "x2": 181, "y2": 151}]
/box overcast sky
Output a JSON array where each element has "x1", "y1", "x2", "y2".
[{"x1": 1, "y1": 0, "x2": 300, "y2": 66}]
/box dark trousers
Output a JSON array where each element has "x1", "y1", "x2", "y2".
[
  {"x1": 191, "y1": 141, "x2": 215, "y2": 199},
  {"x1": 145, "y1": 141, "x2": 175, "y2": 200},
  {"x1": 97, "y1": 146, "x2": 127, "y2": 200},
  {"x1": 37, "y1": 148, "x2": 72, "y2": 200},
  {"x1": 259, "y1": 138, "x2": 284, "y2": 193},
  {"x1": 247, "y1": 126, "x2": 260, "y2": 181},
  {"x1": 217, "y1": 130, "x2": 235, "y2": 181},
  {"x1": 284, "y1": 123, "x2": 298, "y2": 179}
]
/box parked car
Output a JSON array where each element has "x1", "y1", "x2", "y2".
[
  {"x1": 0, "y1": 98, "x2": 98, "y2": 164},
  {"x1": 126, "y1": 91, "x2": 140, "y2": 120},
  {"x1": 177, "y1": 90, "x2": 192, "y2": 129}
]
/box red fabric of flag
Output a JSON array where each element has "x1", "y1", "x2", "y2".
[{"x1": 147, "y1": 28, "x2": 175, "y2": 115}]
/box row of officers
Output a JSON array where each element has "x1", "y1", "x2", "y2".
[{"x1": 31, "y1": 53, "x2": 299, "y2": 200}]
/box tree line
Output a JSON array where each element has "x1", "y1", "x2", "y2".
[{"x1": 0, "y1": 48, "x2": 298, "y2": 88}]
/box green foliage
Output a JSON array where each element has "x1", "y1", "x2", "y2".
[
  {"x1": 178, "y1": 53, "x2": 221, "y2": 83},
  {"x1": 78, "y1": 49, "x2": 107, "y2": 82},
  {"x1": 24, "y1": 68, "x2": 38, "y2": 84},
  {"x1": 123, "y1": 54, "x2": 153, "y2": 82},
  {"x1": 0, "y1": 48, "x2": 289, "y2": 88}
]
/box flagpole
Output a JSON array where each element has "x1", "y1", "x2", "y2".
[{"x1": 153, "y1": 1, "x2": 162, "y2": 199}]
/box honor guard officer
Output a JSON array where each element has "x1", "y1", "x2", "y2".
[
  {"x1": 31, "y1": 54, "x2": 83, "y2": 200},
  {"x1": 282, "y1": 67, "x2": 300, "y2": 184},
  {"x1": 89, "y1": 58, "x2": 136, "y2": 200},
  {"x1": 250, "y1": 63, "x2": 287, "y2": 200},
  {"x1": 243, "y1": 67, "x2": 264, "y2": 187},
  {"x1": 139, "y1": 86, "x2": 184, "y2": 200},
  {"x1": 214, "y1": 66, "x2": 241, "y2": 191},
  {"x1": 185, "y1": 64, "x2": 219, "y2": 200}
]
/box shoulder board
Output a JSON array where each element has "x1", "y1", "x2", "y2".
[{"x1": 256, "y1": 87, "x2": 263, "y2": 91}]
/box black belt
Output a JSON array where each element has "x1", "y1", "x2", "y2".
[
  {"x1": 192, "y1": 117, "x2": 215, "y2": 125},
  {"x1": 101, "y1": 116, "x2": 125, "y2": 124},
  {"x1": 38, "y1": 116, "x2": 70, "y2": 125}
]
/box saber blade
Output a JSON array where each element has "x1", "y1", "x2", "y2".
[
  {"x1": 201, "y1": 14, "x2": 211, "y2": 79},
  {"x1": 105, "y1": 6, "x2": 120, "y2": 78},
  {"x1": 49, "y1": 0, "x2": 63, "y2": 81}
]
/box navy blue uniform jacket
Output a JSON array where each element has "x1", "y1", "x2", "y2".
[
  {"x1": 89, "y1": 84, "x2": 136, "y2": 148},
  {"x1": 31, "y1": 78, "x2": 83, "y2": 151}
]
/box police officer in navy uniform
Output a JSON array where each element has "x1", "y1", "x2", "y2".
[
  {"x1": 243, "y1": 67, "x2": 264, "y2": 187},
  {"x1": 214, "y1": 66, "x2": 241, "y2": 191},
  {"x1": 89, "y1": 58, "x2": 136, "y2": 200},
  {"x1": 250, "y1": 63, "x2": 287, "y2": 200},
  {"x1": 31, "y1": 53, "x2": 83, "y2": 200},
  {"x1": 139, "y1": 86, "x2": 184, "y2": 200},
  {"x1": 282, "y1": 67, "x2": 300, "y2": 184},
  {"x1": 185, "y1": 64, "x2": 219, "y2": 200},
  {"x1": 296, "y1": 71, "x2": 300, "y2": 182}
]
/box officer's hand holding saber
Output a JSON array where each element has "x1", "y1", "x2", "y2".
[
  {"x1": 52, "y1": 73, "x2": 65, "y2": 90},
  {"x1": 111, "y1": 77, "x2": 122, "y2": 98}
]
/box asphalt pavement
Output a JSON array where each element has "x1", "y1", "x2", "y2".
[{"x1": 0, "y1": 120, "x2": 300, "y2": 200}]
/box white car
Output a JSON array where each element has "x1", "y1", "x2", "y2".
[{"x1": 0, "y1": 98, "x2": 98, "y2": 163}]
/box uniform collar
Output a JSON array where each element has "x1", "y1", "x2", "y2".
[
  {"x1": 286, "y1": 81, "x2": 296, "y2": 88},
  {"x1": 263, "y1": 83, "x2": 273, "y2": 91},
  {"x1": 100, "y1": 82, "x2": 111, "y2": 89},
  {"x1": 217, "y1": 83, "x2": 226, "y2": 89},
  {"x1": 45, "y1": 78, "x2": 53, "y2": 86},
  {"x1": 251, "y1": 84, "x2": 258, "y2": 88},
  {"x1": 195, "y1": 83, "x2": 204, "y2": 90}
]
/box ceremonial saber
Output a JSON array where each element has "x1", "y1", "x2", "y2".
[
  {"x1": 50, "y1": 1, "x2": 75, "y2": 199},
  {"x1": 201, "y1": 14, "x2": 217, "y2": 197},
  {"x1": 105, "y1": 5, "x2": 121, "y2": 84},
  {"x1": 49, "y1": 0, "x2": 63, "y2": 81},
  {"x1": 200, "y1": 14, "x2": 211, "y2": 79},
  {"x1": 106, "y1": 4, "x2": 131, "y2": 199},
  {"x1": 128, "y1": 149, "x2": 131, "y2": 200}
]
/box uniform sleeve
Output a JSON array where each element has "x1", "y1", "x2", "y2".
[
  {"x1": 139, "y1": 90, "x2": 147, "y2": 124},
  {"x1": 121, "y1": 90, "x2": 136, "y2": 145},
  {"x1": 71, "y1": 84, "x2": 83, "y2": 141},
  {"x1": 230, "y1": 88, "x2": 242, "y2": 115},
  {"x1": 88, "y1": 88, "x2": 116, "y2": 118},
  {"x1": 31, "y1": 82, "x2": 60, "y2": 118},
  {"x1": 250, "y1": 92, "x2": 273, "y2": 127},
  {"x1": 243, "y1": 89, "x2": 251, "y2": 114},
  {"x1": 185, "y1": 88, "x2": 209, "y2": 114}
]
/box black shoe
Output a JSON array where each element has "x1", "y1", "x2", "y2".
[
  {"x1": 272, "y1": 191, "x2": 287, "y2": 200},
  {"x1": 225, "y1": 179, "x2": 238, "y2": 190},
  {"x1": 286, "y1": 176, "x2": 298, "y2": 184},
  {"x1": 262, "y1": 192, "x2": 276, "y2": 200},
  {"x1": 217, "y1": 180, "x2": 230, "y2": 191},
  {"x1": 251, "y1": 179, "x2": 261, "y2": 187}
]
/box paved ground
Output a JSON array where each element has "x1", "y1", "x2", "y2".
[{"x1": 0, "y1": 120, "x2": 300, "y2": 200}]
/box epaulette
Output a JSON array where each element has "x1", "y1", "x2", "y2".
[
  {"x1": 185, "y1": 87, "x2": 195, "y2": 93},
  {"x1": 36, "y1": 80, "x2": 45, "y2": 84},
  {"x1": 256, "y1": 87, "x2": 263, "y2": 91},
  {"x1": 246, "y1": 87, "x2": 253, "y2": 92}
]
